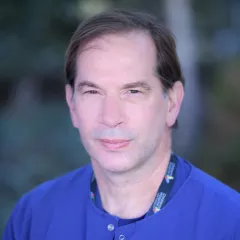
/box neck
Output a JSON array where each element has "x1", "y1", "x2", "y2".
[{"x1": 91, "y1": 133, "x2": 171, "y2": 219}]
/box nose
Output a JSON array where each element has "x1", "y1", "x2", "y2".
[{"x1": 100, "y1": 96, "x2": 124, "y2": 127}]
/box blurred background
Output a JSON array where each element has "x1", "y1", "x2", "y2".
[{"x1": 0, "y1": 0, "x2": 240, "y2": 235}]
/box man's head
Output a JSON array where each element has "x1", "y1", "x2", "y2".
[{"x1": 65, "y1": 9, "x2": 184, "y2": 173}]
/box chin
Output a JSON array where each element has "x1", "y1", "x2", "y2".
[{"x1": 91, "y1": 151, "x2": 137, "y2": 173}]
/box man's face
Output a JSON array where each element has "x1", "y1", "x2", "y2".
[{"x1": 66, "y1": 31, "x2": 182, "y2": 173}]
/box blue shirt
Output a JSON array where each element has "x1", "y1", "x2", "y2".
[
  {"x1": 3, "y1": 156, "x2": 240, "y2": 240},
  {"x1": 94, "y1": 154, "x2": 191, "y2": 226}
]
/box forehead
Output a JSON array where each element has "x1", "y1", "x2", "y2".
[{"x1": 75, "y1": 31, "x2": 157, "y2": 85}]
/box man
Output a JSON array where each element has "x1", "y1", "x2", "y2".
[{"x1": 3, "y1": 9, "x2": 240, "y2": 240}]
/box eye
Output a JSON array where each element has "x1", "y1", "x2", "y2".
[
  {"x1": 84, "y1": 90, "x2": 99, "y2": 94},
  {"x1": 129, "y1": 89, "x2": 142, "y2": 94}
]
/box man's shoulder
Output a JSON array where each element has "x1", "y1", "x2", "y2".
[
  {"x1": 183, "y1": 158, "x2": 240, "y2": 209},
  {"x1": 172, "y1": 156, "x2": 240, "y2": 239},
  {"x1": 179, "y1": 158, "x2": 240, "y2": 237},
  {"x1": 3, "y1": 164, "x2": 93, "y2": 238},
  {"x1": 3, "y1": 164, "x2": 93, "y2": 239},
  {"x1": 22, "y1": 163, "x2": 93, "y2": 207}
]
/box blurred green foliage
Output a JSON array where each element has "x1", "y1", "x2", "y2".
[{"x1": 0, "y1": 0, "x2": 79, "y2": 78}]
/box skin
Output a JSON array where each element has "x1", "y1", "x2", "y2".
[{"x1": 66, "y1": 31, "x2": 184, "y2": 218}]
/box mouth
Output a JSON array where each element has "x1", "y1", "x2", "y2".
[{"x1": 98, "y1": 139, "x2": 131, "y2": 150}]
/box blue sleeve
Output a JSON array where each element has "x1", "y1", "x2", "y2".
[{"x1": 2, "y1": 194, "x2": 32, "y2": 240}]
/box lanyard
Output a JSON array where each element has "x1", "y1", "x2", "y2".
[{"x1": 90, "y1": 153, "x2": 177, "y2": 216}]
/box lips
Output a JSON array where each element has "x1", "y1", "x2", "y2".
[{"x1": 99, "y1": 139, "x2": 130, "y2": 150}]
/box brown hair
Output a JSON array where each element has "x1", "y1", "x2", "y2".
[{"x1": 64, "y1": 9, "x2": 184, "y2": 128}]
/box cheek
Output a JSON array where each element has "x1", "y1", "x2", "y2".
[
  {"x1": 74, "y1": 99, "x2": 101, "y2": 132},
  {"x1": 127, "y1": 100, "x2": 166, "y2": 126}
]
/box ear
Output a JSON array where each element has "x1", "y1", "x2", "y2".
[
  {"x1": 65, "y1": 84, "x2": 79, "y2": 128},
  {"x1": 166, "y1": 81, "x2": 184, "y2": 128}
]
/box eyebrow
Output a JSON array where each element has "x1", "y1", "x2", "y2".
[
  {"x1": 121, "y1": 81, "x2": 152, "y2": 91},
  {"x1": 76, "y1": 81, "x2": 102, "y2": 91},
  {"x1": 76, "y1": 80, "x2": 152, "y2": 91}
]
